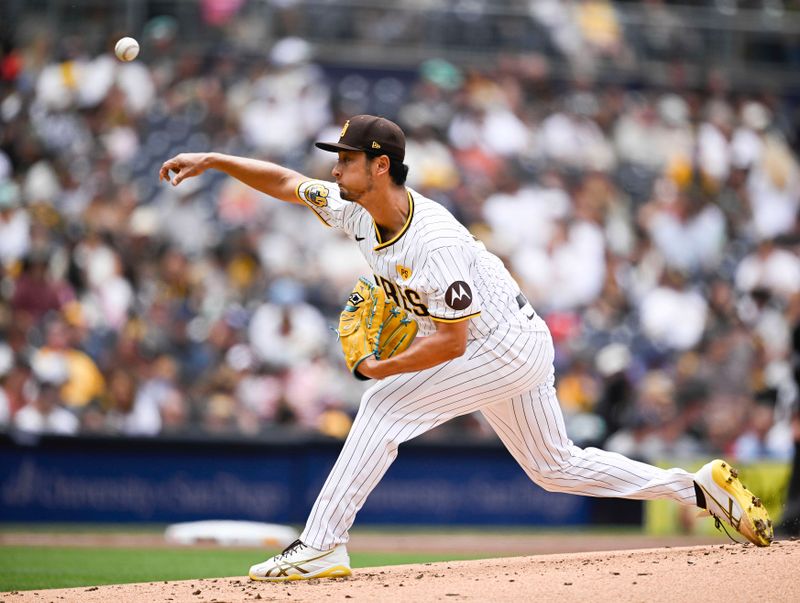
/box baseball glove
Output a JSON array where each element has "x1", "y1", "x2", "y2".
[{"x1": 338, "y1": 277, "x2": 418, "y2": 380}]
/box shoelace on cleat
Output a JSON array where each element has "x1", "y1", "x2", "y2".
[
  {"x1": 713, "y1": 516, "x2": 745, "y2": 545},
  {"x1": 278, "y1": 539, "x2": 307, "y2": 559}
]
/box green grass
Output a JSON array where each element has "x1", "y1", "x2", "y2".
[
  {"x1": 0, "y1": 523, "x2": 642, "y2": 536},
  {"x1": 0, "y1": 524, "x2": 165, "y2": 534},
  {"x1": 0, "y1": 546, "x2": 489, "y2": 592}
]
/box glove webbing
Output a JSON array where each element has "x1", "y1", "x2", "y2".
[{"x1": 375, "y1": 307, "x2": 415, "y2": 360}]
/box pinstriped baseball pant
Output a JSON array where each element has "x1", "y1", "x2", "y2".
[{"x1": 301, "y1": 325, "x2": 698, "y2": 550}]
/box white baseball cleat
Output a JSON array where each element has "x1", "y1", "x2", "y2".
[
  {"x1": 694, "y1": 459, "x2": 773, "y2": 547},
  {"x1": 248, "y1": 539, "x2": 352, "y2": 581}
]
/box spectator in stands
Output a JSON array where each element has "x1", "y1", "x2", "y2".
[
  {"x1": 237, "y1": 37, "x2": 331, "y2": 158},
  {"x1": 0, "y1": 342, "x2": 12, "y2": 427},
  {"x1": 101, "y1": 367, "x2": 148, "y2": 435},
  {"x1": 732, "y1": 390, "x2": 792, "y2": 462},
  {"x1": 538, "y1": 91, "x2": 615, "y2": 171},
  {"x1": 593, "y1": 342, "x2": 634, "y2": 439},
  {"x1": 72, "y1": 229, "x2": 133, "y2": 332},
  {"x1": 403, "y1": 125, "x2": 460, "y2": 194},
  {"x1": 697, "y1": 99, "x2": 736, "y2": 186},
  {"x1": 13, "y1": 353, "x2": 78, "y2": 435},
  {"x1": 154, "y1": 178, "x2": 220, "y2": 256},
  {"x1": 640, "y1": 181, "x2": 727, "y2": 275},
  {"x1": 557, "y1": 354, "x2": 600, "y2": 415},
  {"x1": 735, "y1": 102, "x2": 800, "y2": 241},
  {"x1": 482, "y1": 166, "x2": 571, "y2": 257},
  {"x1": 639, "y1": 269, "x2": 708, "y2": 351},
  {"x1": 514, "y1": 214, "x2": 607, "y2": 312},
  {"x1": 11, "y1": 252, "x2": 65, "y2": 326},
  {"x1": 636, "y1": 0, "x2": 698, "y2": 62},
  {"x1": 0, "y1": 15, "x2": 798, "y2": 449},
  {"x1": 159, "y1": 387, "x2": 190, "y2": 435},
  {"x1": 247, "y1": 278, "x2": 328, "y2": 369},
  {"x1": 31, "y1": 316, "x2": 105, "y2": 411},
  {"x1": 201, "y1": 392, "x2": 239, "y2": 436},
  {"x1": 574, "y1": 0, "x2": 625, "y2": 63},
  {"x1": 735, "y1": 238, "x2": 800, "y2": 301},
  {"x1": 120, "y1": 355, "x2": 183, "y2": 436},
  {"x1": 0, "y1": 181, "x2": 30, "y2": 268},
  {"x1": 604, "y1": 409, "x2": 661, "y2": 461}
]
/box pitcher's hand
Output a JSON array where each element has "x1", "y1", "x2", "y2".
[{"x1": 159, "y1": 152, "x2": 214, "y2": 186}]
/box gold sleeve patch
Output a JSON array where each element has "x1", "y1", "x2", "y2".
[{"x1": 304, "y1": 183, "x2": 329, "y2": 208}]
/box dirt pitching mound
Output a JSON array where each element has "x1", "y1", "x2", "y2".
[{"x1": 4, "y1": 540, "x2": 798, "y2": 602}]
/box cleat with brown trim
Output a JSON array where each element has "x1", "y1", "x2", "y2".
[{"x1": 248, "y1": 539, "x2": 352, "y2": 582}]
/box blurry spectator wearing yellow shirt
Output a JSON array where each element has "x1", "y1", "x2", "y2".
[
  {"x1": 575, "y1": 0, "x2": 624, "y2": 59},
  {"x1": 32, "y1": 316, "x2": 105, "y2": 409},
  {"x1": 556, "y1": 355, "x2": 601, "y2": 414}
]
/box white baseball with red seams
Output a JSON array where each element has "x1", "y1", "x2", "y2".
[
  {"x1": 114, "y1": 37, "x2": 139, "y2": 62},
  {"x1": 295, "y1": 179, "x2": 699, "y2": 550}
]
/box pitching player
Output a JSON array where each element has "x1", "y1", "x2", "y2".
[{"x1": 159, "y1": 114, "x2": 773, "y2": 582}]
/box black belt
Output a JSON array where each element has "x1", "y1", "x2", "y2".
[{"x1": 516, "y1": 292, "x2": 536, "y2": 320}]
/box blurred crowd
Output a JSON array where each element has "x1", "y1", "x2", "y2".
[{"x1": 0, "y1": 6, "x2": 799, "y2": 465}]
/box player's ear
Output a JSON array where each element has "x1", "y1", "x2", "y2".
[{"x1": 371, "y1": 155, "x2": 390, "y2": 178}]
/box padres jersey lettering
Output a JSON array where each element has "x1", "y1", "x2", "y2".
[
  {"x1": 374, "y1": 275, "x2": 429, "y2": 317},
  {"x1": 295, "y1": 178, "x2": 698, "y2": 552},
  {"x1": 402, "y1": 288, "x2": 428, "y2": 317}
]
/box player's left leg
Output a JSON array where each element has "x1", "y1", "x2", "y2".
[
  {"x1": 298, "y1": 327, "x2": 552, "y2": 551},
  {"x1": 480, "y1": 373, "x2": 773, "y2": 546},
  {"x1": 250, "y1": 326, "x2": 553, "y2": 580}
]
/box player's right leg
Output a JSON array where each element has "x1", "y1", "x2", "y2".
[
  {"x1": 480, "y1": 376, "x2": 698, "y2": 504},
  {"x1": 480, "y1": 374, "x2": 773, "y2": 546}
]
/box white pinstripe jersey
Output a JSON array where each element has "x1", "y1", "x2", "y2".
[{"x1": 297, "y1": 180, "x2": 545, "y2": 341}]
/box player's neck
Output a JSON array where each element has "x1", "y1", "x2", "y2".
[{"x1": 363, "y1": 185, "x2": 409, "y2": 240}]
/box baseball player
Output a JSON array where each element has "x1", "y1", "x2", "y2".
[{"x1": 159, "y1": 115, "x2": 773, "y2": 582}]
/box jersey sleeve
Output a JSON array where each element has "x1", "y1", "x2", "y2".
[
  {"x1": 422, "y1": 246, "x2": 482, "y2": 323},
  {"x1": 295, "y1": 179, "x2": 358, "y2": 235}
]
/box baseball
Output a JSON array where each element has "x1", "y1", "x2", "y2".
[{"x1": 114, "y1": 37, "x2": 140, "y2": 62}]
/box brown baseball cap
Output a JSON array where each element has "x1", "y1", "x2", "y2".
[{"x1": 315, "y1": 115, "x2": 405, "y2": 162}]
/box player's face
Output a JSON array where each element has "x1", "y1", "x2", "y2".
[{"x1": 332, "y1": 151, "x2": 374, "y2": 202}]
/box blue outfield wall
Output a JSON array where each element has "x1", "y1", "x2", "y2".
[{"x1": 0, "y1": 432, "x2": 641, "y2": 526}]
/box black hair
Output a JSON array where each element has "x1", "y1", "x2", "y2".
[
  {"x1": 389, "y1": 159, "x2": 409, "y2": 186},
  {"x1": 367, "y1": 153, "x2": 409, "y2": 186}
]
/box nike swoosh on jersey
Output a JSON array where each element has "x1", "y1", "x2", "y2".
[{"x1": 355, "y1": 235, "x2": 365, "y2": 241}]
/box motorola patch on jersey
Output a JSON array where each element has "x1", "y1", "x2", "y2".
[
  {"x1": 304, "y1": 183, "x2": 329, "y2": 207},
  {"x1": 445, "y1": 281, "x2": 472, "y2": 310}
]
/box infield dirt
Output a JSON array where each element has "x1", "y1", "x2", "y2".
[{"x1": 3, "y1": 539, "x2": 798, "y2": 602}]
